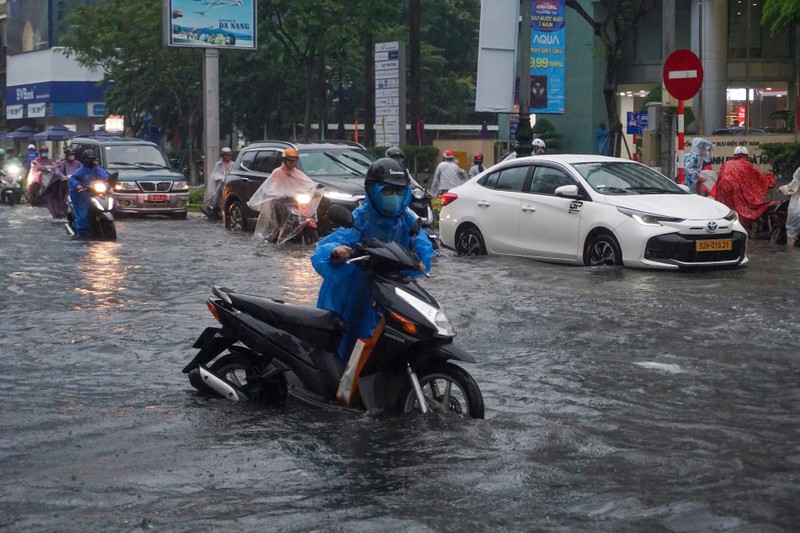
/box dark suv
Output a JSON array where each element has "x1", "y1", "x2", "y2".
[
  {"x1": 222, "y1": 140, "x2": 376, "y2": 232},
  {"x1": 68, "y1": 136, "x2": 189, "y2": 219}
]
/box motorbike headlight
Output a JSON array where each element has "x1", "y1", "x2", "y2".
[
  {"x1": 92, "y1": 181, "x2": 108, "y2": 194},
  {"x1": 617, "y1": 206, "x2": 684, "y2": 226},
  {"x1": 394, "y1": 287, "x2": 456, "y2": 337},
  {"x1": 6, "y1": 164, "x2": 20, "y2": 176},
  {"x1": 295, "y1": 193, "x2": 312, "y2": 205},
  {"x1": 412, "y1": 188, "x2": 426, "y2": 200},
  {"x1": 324, "y1": 191, "x2": 361, "y2": 202},
  {"x1": 723, "y1": 210, "x2": 738, "y2": 222},
  {"x1": 171, "y1": 180, "x2": 189, "y2": 190},
  {"x1": 115, "y1": 181, "x2": 138, "y2": 191}
]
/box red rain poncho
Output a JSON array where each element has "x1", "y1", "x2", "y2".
[{"x1": 713, "y1": 156, "x2": 775, "y2": 229}]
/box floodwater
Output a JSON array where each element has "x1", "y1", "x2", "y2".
[{"x1": 1, "y1": 206, "x2": 799, "y2": 532}]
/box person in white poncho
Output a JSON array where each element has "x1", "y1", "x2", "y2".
[
  {"x1": 778, "y1": 166, "x2": 800, "y2": 249},
  {"x1": 247, "y1": 148, "x2": 322, "y2": 244}
]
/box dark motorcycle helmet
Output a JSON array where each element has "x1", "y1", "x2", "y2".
[
  {"x1": 82, "y1": 150, "x2": 97, "y2": 166},
  {"x1": 365, "y1": 157, "x2": 409, "y2": 187},
  {"x1": 65, "y1": 148, "x2": 76, "y2": 157},
  {"x1": 385, "y1": 146, "x2": 405, "y2": 161},
  {"x1": 365, "y1": 158, "x2": 412, "y2": 217}
]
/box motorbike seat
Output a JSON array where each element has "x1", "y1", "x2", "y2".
[{"x1": 227, "y1": 292, "x2": 346, "y2": 333}]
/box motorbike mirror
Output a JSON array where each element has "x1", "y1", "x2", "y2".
[
  {"x1": 108, "y1": 172, "x2": 119, "y2": 189},
  {"x1": 327, "y1": 204, "x2": 354, "y2": 228},
  {"x1": 410, "y1": 216, "x2": 422, "y2": 236}
]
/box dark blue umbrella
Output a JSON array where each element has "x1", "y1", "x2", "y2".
[
  {"x1": 32, "y1": 125, "x2": 78, "y2": 141},
  {"x1": 479, "y1": 120, "x2": 489, "y2": 139},
  {"x1": 0, "y1": 131, "x2": 11, "y2": 142},
  {"x1": 8, "y1": 126, "x2": 36, "y2": 141}
]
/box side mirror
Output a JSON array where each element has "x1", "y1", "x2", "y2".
[
  {"x1": 327, "y1": 204, "x2": 354, "y2": 228},
  {"x1": 677, "y1": 184, "x2": 691, "y2": 193},
  {"x1": 554, "y1": 184, "x2": 580, "y2": 198}
]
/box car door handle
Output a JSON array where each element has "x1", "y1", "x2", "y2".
[
  {"x1": 477, "y1": 201, "x2": 490, "y2": 207},
  {"x1": 521, "y1": 205, "x2": 536, "y2": 212}
]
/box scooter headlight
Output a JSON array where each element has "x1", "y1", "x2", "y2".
[
  {"x1": 295, "y1": 193, "x2": 312, "y2": 205},
  {"x1": 91, "y1": 181, "x2": 108, "y2": 194},
  {"x1": 6, "y1": 164, "x2": 20, "y2": 176},
  {"x1": 394, "y1": 287, "x2": 455, "y2": 337},
  {"x1": 412, "y1": 187, "x2": 426, "y2": 200}
]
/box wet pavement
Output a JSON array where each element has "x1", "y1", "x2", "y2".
[{"x1": 1, "y1": 205, "x2": 799, "y2": 532}]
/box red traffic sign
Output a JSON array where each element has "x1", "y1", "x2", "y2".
[{"x1": 662, "y1": 49, "x2": 704, "y2": 101}]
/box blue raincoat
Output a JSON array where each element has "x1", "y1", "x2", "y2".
[
  {"x1": 311, "y1": 185, "x2": 434, "y2": 362},
  {"x1": 68, "y1": 165, "x2": 109, "y2": 236}
]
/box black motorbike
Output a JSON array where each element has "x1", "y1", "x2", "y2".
[
  {"x1": 65, "y1": 173, "x2": 119, "y2": 241},
  {"x1": 409, "y1": 183, "x2": 439, "y2": 250},
  {"x1": 184, "y1": 205, "x2": 484, "y2": 417}
]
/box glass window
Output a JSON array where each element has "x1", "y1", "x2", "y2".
[
  {"x1": 478, "y1": 170, "x2": 500, "y2": 189},
  {"x1": 494, "y1": 166, "x2": 530, "y2": 192},
  {"x1": 573, "y1": 162, "x2": 686, "y2": 195},
  {"x1": 239, "y1": 150, "x2": 256, "y2": 171},
  {"x1": 530, "y1": 167, "x2": 575, "y2": 195}
]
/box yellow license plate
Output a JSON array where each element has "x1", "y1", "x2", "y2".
[{"x1": 696, "y1": 239, "x2": 732, "y2": 252}]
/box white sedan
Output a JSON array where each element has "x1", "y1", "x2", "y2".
[{"x1": 438, "y1": 155, "x2": 748, "y2": 269}]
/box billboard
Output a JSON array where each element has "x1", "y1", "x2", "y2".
[
  {"x1": 165, "y1": 0, "x2": 257, "y2": 49},
  {"x1": 529, "y1": 0, "x2": 565, "y2": 114},
  {"x1": 6, "y1": 0, "x2": 50, "y2": 55}
]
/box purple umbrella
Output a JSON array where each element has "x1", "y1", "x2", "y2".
[
  {"x1": 32, "y1": 125, "x2": 78, "y2": 141},
  {"x1": 479, "y1": 120, "x2": 489, "y2": 139},
  {"x1": 8, "y1": 125, "x2": 36, "y2": 141}
]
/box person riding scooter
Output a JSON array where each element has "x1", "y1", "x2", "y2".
[
  {"x1": 69, "y1": 150, "x2": 109, "y2": 239},
  {"x1": 42, "y1": 148, "x2": 78, "y2": 219},
  {"x1": 311, "y1": 157, "x2": 434, "y2": 364}
]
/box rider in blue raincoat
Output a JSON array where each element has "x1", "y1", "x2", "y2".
[
  {"x1": 311, "y1": 158, "x2": 435, "y2": 363},
  {"x1": 68, "y1": 150, "x2": 109, "y2": 238}
]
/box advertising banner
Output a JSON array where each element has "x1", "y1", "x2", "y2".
[
  {"x1": 373, "y1": 41, "x2": 405, "y2": 146},
  {"x1": 165, "y1": 0, "x2": 257, "y2": 49},
  {"x1": 529, "y1": 0, "x2": 565, "y2": 114}
]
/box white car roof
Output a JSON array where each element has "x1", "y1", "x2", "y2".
[{"x1": 503, "y1": 154, "x2": 632, "y2": 166}]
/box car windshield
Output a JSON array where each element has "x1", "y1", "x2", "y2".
[
  {"x1": 573, "y1": 162, "x2": 686, "y2": 195},
  {"x1": 298, "y1": 149, "x2": 376, "y2": 177},
  {"x1": 105, "y1": 145, "x2": 171, "y2": 168}
]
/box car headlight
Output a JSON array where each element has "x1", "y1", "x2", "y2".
[
  {"x1": 324, "y1": 191, "x2": 361, "y2": 202},
  {"x1": 171, "y1": 180, "x2": 189, "y2": 190},
  {"x1": 723, "y1": 210, "x2": 738, "y2": 222},
  {"x1": 91, "y1": 181, "x2": 108, "y2": 194},
  {"x1": 617, "y1": 206, "x2": 684, "y2": 226},
  {"x1": 114, "y1": 181, "x2": 138, "y2": 191}
]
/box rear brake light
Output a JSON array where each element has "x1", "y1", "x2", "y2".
[
  {"x1": 440, "y1": 192, "x2": 458, "y2": 206},
  {"x1": 207, "y1": 300, "x2": 222, "y2": 323}
]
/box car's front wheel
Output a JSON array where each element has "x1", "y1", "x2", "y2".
[
  {"x1": 584, "y1": 233, "x2": 622, "y2": 266},
  {"x1": 455, "y1": 226, "x2": 486, "y2": 256},
  {"x1": 225, "y1": 200, "x2": 247, "y2": 232}
]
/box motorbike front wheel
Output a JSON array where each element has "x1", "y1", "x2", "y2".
[
  {"x1": 402, "y1": 361, "x2": 485, "y2": 418},
  {"x1": 99, "y1": 218, "x2": 117, "y2": 241}
]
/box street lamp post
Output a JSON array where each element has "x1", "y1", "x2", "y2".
[{"x1": 515, "y1": 0, "x2": 534, "y2": 157}]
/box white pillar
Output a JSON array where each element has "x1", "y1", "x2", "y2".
[
  {"x1": 203, "y1": 49, "x2": 220, "y2": 193},
  {"x1": 692, "y1": 0, "x2": 728, "y2": 134}
]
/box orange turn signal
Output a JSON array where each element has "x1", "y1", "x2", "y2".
[{"x1": 388, "y1": 310, "x2": 418, "y2": 336}]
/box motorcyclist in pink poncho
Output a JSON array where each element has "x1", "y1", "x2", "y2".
[{"x1": 247, "y1": 148, "x2": 323, "y2": 244}]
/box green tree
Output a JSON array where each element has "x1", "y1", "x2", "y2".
[
  {"x1": 565, "y1": 0, "x2": 657, "y2": 157},
  {"x1": 59, "y1": 0, "x2": 203, "y2": 159},
  {"x1": 761, "y1": 0, "x2": 800, "y2": 33}
]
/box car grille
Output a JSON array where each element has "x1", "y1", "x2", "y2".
[
  {"x1": 138, "y1": 181, "x2": 172, "y2": 192},
  {"x1": 644, "y1": 232, "x2": 746, "y2": 264}
]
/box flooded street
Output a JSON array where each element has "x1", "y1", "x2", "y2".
[{"x1": 1, "y1": 205, "x2": 799, "y2": 532}]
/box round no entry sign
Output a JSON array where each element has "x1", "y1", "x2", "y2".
[{"x1": 663, "y1": 49, "x2": 704, "y2": 101}]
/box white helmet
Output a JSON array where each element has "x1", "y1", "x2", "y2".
[
  {"x1": 532, "y1": 138, "x2": 546, "y2": 149},
  {"x1": 221, "y1": 147, "x2": 232, "y2": 154},
  {"x1": 733, "y1": 146, "x2": 748, "y2": 156},
  {"x1": 27, "y1": 144, "x2": 36, "y2": 150}
]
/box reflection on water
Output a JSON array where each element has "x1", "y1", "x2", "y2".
[{"x1": 75, "y1": 241, "x2": 127, "y2": 308}]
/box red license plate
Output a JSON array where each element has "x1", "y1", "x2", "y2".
[{"x1": 147, "y1": 194, "x2": 168, "y2": 202}]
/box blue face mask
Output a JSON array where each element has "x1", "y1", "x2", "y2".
[{"x1": 370, "y1": 183, "x2": 410, "y2": 217}]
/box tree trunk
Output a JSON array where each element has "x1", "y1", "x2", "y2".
[
  {"x1": 603, "y1": 51, "x2": 623, "y2": 157},
  {"x1": 303, "y1": 59, "x2": 313, "y2": 142}
]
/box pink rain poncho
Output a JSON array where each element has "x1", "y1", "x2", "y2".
[{"x1": 246, "y1": 163, "x2": 323, "y2": 244}]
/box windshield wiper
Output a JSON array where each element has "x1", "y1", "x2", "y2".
[
  {"x1": 108, "y1": 161, "x2": 138, "y2": 166},
  {"x1": 323, "y1": 153, "x2": 362, "y2": 174},
  {"x1": 134, "y1": 161, "x2": 171, "y2": 169},
  {"x1": 595, "y1": 186, "x2": 629, "y2": 194},
  {"x1": 627, "y1": 186, "x2": 671, "y2": 194}
]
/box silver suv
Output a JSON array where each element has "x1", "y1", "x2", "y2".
[{"x1": 69, "y1": 137, "x2": 189, "y2": 219}]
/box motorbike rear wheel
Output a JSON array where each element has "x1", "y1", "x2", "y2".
[
  {"x1": 202, "y1": 353, "x2": 263, "y2": 399},
  {"x1": 402, "y1": 361, "x2": 484, "y2": 418}
]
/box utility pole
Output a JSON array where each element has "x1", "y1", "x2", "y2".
[
  {"x1": 515, "y1": 0, "x2": 533, "y2": 156},
  {"x1": 660, "y1": 0, "x2": 676, "y2": 180},
  {"x1": 409, "y1": 0, "x2": 422, "y2": 145},
  {"x1": 203, "y1": 49, "x2": 220, "y2": 190}
]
